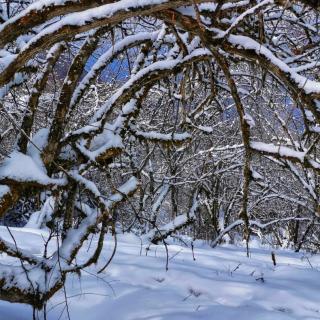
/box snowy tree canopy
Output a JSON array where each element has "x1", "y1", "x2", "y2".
[{"x1": 0, "y1": 0, "x2": 319, "y2": 310}]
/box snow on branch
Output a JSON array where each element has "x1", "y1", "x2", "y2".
[
  {"x1": 250, "y1": 141, "x2": 320, "y2": 171},
  {"x1": 227, "y1": 34, "x2": 320, "y2": 96},
  {"x1": 56, "y1": 176, "x2": 139, "y2": 264},
  {"x1": 71, "y1": 31, "x2": 159, "y2": 109},
  {"x1": 211, "y1": 217, "x2": 314, "y2": 248},
  {"x1": 0, "y1": 151, "x2": 66, "y2": 187},
  {"x1": 144, "y1": 194, "x2": 198, "y2": 244},
  {"x1": 129, "y1": 125, "x2": 192, "y2": 145}
]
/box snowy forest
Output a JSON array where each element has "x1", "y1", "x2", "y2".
[{"x1": 0, "y1": 0, "x2": 319, "y2": 319}]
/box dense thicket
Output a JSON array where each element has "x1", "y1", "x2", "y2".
[{"x1": 0, "y1": 0, "x2": 319, "y2": 310}]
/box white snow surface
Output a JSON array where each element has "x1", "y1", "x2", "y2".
[{"x1": 0, "y1": 228, "x2": 320, "y2": 320}]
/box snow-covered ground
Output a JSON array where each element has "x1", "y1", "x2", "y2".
[{"x1": 0, "y1": 227, "x2": 320, "y2": 320}]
